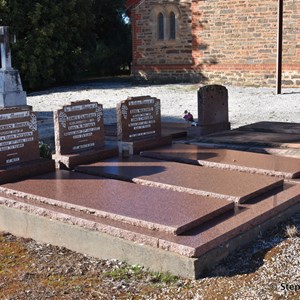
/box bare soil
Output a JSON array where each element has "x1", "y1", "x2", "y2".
[{"x1": 1, "y1": 212, "x2": 300, "y2": 299}]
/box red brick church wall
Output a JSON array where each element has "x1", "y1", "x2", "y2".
[{"x1": 127, "y1": 0, "x2": 300, "y2": 87}]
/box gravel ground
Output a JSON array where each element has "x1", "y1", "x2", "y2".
[
  {"x1": 27, "y1": 82, "x2": 300, "y2": 129},
  {"x1": 1, "y1": 213, "x2": 300, "y2": 299}
]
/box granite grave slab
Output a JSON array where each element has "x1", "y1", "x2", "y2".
[
  {"x1": 140, "y1": 143, "x2": 300, "y2": 179},
  {"x1": 0, "y1": 170, "x2": 234, "y2": 235},
  {"x1": 198, "y1": 130, "x2": 300, "y2": 148},
  {"x1": 238, "y1": 121, "x2": 300, "y2": 134},
  {"x1": 75, "y1": 156, "x2": 283, "y2": 203},
  {"x1": 1, "y1": 172, "x2": 299, "y2": 278}
]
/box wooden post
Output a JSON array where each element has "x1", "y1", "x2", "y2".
[{"x1": 276, "y1": 0, "x2": 283, "y2": 94}]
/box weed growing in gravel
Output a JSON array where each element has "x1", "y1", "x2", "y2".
[
  {"x1": 104, "y1": 265, "x2": 178, "y2": 285},
  {"x1": 104, "y1": 264, "x2": 145, "y2": 281},
  {"x1": 285, "y1": 225, "x2": 299, "y2": 238},
  {"x1": 150, "y1": 271, "x2": 178, "y2": 284}
]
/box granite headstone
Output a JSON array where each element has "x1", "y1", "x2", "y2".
[
  {"x1": 53, "y1": 100, "x2": 117, "y2": 168},
  {"x1": 0, "y1": 106, "x2": 39, "y2": 168},
  {"x1": 117, "y1": 96, "x2": 161, "y2": 142},
  {"x1": 188, "y1": 85, "x2": 231, "y2": 136},
  {"x1": 54, "y1": 100, "x2": 104, "y2": 155},
  {"x1": 0, "y1": 106, "x2": 55, "y2": 183},
  {"x1": 116, "y1": 96, "x2": 171, "y2": 155}
]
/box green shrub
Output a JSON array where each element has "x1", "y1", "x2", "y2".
[
  {"x1": 0, "y1": 0, "x2": 131, "y2": 90},
  {"x1": 39, "y1": 141, "x2": 53, "y2": 159}
]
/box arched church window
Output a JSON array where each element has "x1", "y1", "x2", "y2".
[
  {"x1": 158, "y1": 13, "x2": 164, "y2": 40},
  {"x1": 169, "y1": 11, "x2": 176, "y2": 40}
]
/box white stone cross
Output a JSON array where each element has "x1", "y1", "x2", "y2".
[{"x1": 0, "y1": 26, "x2": 15, "y2": 70}]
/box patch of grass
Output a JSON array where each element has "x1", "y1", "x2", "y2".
[
  {"x1": 104, "y1": 264, "x2": 144, "y2": 281},
  {"x1": 104, "y1": 267, "x2": 130, "y2": 280},
  {"x1": 150, "y1": 271, "x2": 178, "y2": 284},
  {"x1": 104, "y1": 264, "x2": 178, "y2": 285}
]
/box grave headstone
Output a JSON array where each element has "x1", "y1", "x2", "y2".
[
  {"x1": 0, "y1": 26, "x2": 26, "y2": 107},
  {"x1": 0, "y1": 106, "x2": 55, "y2": 184},
  {"x1": 0, "y1": 107, "x2": 39, "y2": 167},
  {"x1": 187, "y1": 85, "x2": 231, "y2": 137},
  {"x1": 53, "y1": 100, "x2": 117, "y2": 169},
  {"x1": 54, "y1": 100, "x2": 104, "y2": 155},
  {"x1": 117, "y1": 96, "x2": 161, "y2": 141},
  {"x1": 116, "y1": 96, "x2": 171, "y2": 155}
]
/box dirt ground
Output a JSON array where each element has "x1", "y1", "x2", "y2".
[{"x1": 1, "y1": 211, "x2": 300, "y2": 300}]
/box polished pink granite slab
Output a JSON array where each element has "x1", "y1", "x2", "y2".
[
  {"x1": 140, "y1": 144, "x2": 300, "y2": 179},
  {"x1": 163, "y1": 183, "x2": 300, "y2": 257},
  {"x1": 52, "y1": 145, "x2": 118, "y2": 169},
  {"x1": 199, "y1": 130, "x2": 300, "y2": 148},
  {"x1": 0, "y1": 159, "x2": 55, "y2": 184},
  {"x1": 238, "y1": 121, "x2": 300, "y2": 134},
  {"x1": 1, "y1": 180, "x2": 299, "y2": 258},
  {"x1": 0, "y1": 170, "x2": 234, "y2": 235},
  {"x1": 76, "y1": 156, "x2": 283, "y2": 203}
]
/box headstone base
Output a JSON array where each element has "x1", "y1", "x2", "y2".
[
  {"x1": 187, "y1": 122, "x2": 231, "y2": 137},
  {"x1": 52, "y1": 145, "x2": 119, "y2": 169},
  {"x1": 118, "y1": 135, "x2": 172, "y2": 156},
  {"x1": 0, "y1": 159, "x2": 55, "y2": 184},
  {"x1": 0, "y1": 69, "x2": 27, "y2": 107},
  {"x1": 0, "y1": 91, "x2": 27, "y2": 107}
]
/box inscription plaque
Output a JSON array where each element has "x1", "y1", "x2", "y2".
[
  {"x1": 54, "y1": 100, "x2": 104, "y2": 155},
  {"x1": 117, "y1": 96, "x2": 161, "y2": 142},
  {"x1": 0, "y1": 106, "x2": 40, "y2": 168}
]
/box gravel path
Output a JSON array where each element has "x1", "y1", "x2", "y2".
[{"x1": 27, "y1": 83, "x2": 300, "y2": 129}]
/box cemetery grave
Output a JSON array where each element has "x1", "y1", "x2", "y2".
[
  {"x1": 140, "y1": 143, "x2": 300, "y2": 179},
  {"x1": 0, "y1": 44, "x2": 299, "y2": 279},
  {"x1": 75, "y1": 156, "x2": 283, "y2": 203},
  {"x1": 0, "y1": 83, "x2": 300, "y2": 278}
]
